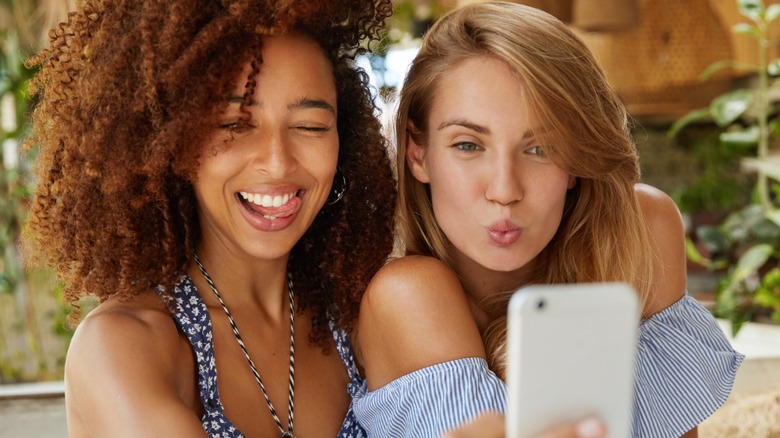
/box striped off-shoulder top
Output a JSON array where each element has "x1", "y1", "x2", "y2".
[{"x1": 351, "y1": 294, "x2": 743, "y2": 438}]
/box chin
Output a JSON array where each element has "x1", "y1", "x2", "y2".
[{"x1": 481, "y1": 259, "x2": 530, "y2": 274}]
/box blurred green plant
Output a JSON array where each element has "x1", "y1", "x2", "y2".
[
  {"x1": 670, "y1": 127, "x2": 752, "y2": 215},
  {"x1": 0, "y1": 0, "x2": 75, "y2": 382},
  {"x1": 670, "y1": 0, "x2": 780, "y2": 335}
]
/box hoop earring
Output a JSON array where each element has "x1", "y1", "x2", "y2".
[{"x1": 325, "y1": 168, "x2": 346, "y2": 205}]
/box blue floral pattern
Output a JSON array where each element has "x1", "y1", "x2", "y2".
[{"x1": 168, "y1": 275, "x2": 367, "y2": 437}]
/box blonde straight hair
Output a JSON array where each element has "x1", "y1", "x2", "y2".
[{"x1": 394, "y1": 1, "x2": 654, "y2": 376}]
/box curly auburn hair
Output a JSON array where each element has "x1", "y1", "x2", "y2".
[{"x1": 24, "y1": 0, "x2": 397, "y2": 346}]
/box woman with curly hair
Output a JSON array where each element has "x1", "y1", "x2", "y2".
[
  {"x1": 23, "y1": 0, "x2": 396, "y2": 436},
  {"x1": 353, "y1": 2, "x2": 743, "y2": 437}
]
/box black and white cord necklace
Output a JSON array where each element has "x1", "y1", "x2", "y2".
[{"x1": 193, "y1": 253, "x2": 296, "y2": 438}]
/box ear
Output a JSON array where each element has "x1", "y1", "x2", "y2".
[
  {"x1": 567, "y1": 174, "x2": 577, "y2": 189},
  {"x1": 405, "y1": 125, "x2": 430, "y2": 184}
]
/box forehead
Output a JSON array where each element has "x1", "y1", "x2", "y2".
[
  {"x1": 229, "y1": 33, "x2": 336, "y2": 100},
  {"x1": 429, "y1": 56, "x2": 530, "y2": 125}
]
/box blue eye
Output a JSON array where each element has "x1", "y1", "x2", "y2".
[
  {"x1": 453, "y1": 141, "x2": 481, "y2": 152},
  {"x1": 527, "y1": 145, "x2": 546, "y2": 157}
]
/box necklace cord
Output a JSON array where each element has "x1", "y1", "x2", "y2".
[{"x1": 192, "y1": 253, "x2": 296, "y2": 437}]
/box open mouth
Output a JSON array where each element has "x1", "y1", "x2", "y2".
[{"x1": 238, "y1": 190, "x2": 302, "y2": 220}]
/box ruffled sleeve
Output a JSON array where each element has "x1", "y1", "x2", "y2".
[
  {"x1": 351, "y1": 357, "x2": 506, "y2": 438},
  {"x1": 632, "y1": 294, "x2": 744, "y2": 437}
]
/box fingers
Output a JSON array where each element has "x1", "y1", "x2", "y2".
[
  {"x1": 537, "y1": 417, "x2": 606, "y2": 438},
  {"x1": 441, "y1": 414, "x2": 606, "y2": 438},
  {"x1": 441, "y1": 412, "x2": 504, "y2": 438}
]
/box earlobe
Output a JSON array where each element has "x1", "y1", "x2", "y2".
[
  {"x1": 567, "y1": 175, "x2": 577, "y2": 189},
  {"x1": 405, "y1": 129, "x2": 430, "y2": 184}
]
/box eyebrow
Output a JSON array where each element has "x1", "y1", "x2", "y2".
[
  {"x1": 288, "y1": 97, "x2": 336, "y2": 115},
  {"x1": 438, "y1": 118, "x2": 536, "y2": 139},
  {"x1": 438, "y1": 118, "x2": 490, "y2": 135},
  {"x1": 226, "y1": 96, "x2": 336, "y2": 116}
]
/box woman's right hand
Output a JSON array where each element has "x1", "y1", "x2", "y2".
[{"x1": 441, "y1": 412, "x2": 606, "y2": 438}]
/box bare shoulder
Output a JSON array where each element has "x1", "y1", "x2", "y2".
[
  {"x1": 67, "y1": 291, "x2": 182, "y2": 377},
  {"x1": 364, "y1": 255, "x2": 466, "y2": 304},
  {"x1": 635, "y1": 183, "x2": 683, "y2": 229},
  {"x1": 634, "y1": 183, "x2": 687, "y2": 316},
  {"x1": 356, "y1": 255, "x2": 486, "y2": 389},
  {"x1": 66, "y1": 290, "x2": 204, "y2": 437}
]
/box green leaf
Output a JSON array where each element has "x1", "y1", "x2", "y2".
[
  {"x1": 739, "y1": 0, "x2": 764, "y2": 21},
  {"x1": 720, "y1": 126, "x2": 760, "y2": 146},
  {"x1": 696, "y1": 225, "x2": 728, "y2": 254},
  {"x1": 730, "y1": 313, "x2": 750, "y2": 337},
  {"x1": 733, "y1": 244, "x2": 774, "y2": 283},
  {"x1": 770, "y1": 59, "x2": 780, "y2": 75},
  {"x1": 0, "y1": 274, "x2": 11, "y2": 294},
  {"x1": 762, "y1": 267, "x2": 780, "y2": 288},
  {"x1": 755, "y1": 285, "x2": 778, "y2": 308},
  {"x1": 767, "y1": 4, "x2": 780, "y2": 22},
  {"x1": 766, "y1": 208, "x2": 780, "y2": 228},
  {"x1": 742, "y1": 157, "x2": 780, "y2": 181},
  {"x1": 700, "y1": 60, "x2": 737, "y2": 80},
  {"x1": 733, "y1": 23, "x2": 760, "y2": 37},
  {"x1": 700, "y1": 60, "x2": 762, "y2": 79},
  {"x1": 668, "y1": 108, "x2": 711, "y2": 138},
  {"x1": 686, "y1": 238, "x2": 709, "y2": 265},
  {"x1": 711, "y1": 89, "x2": 754, "y2": 126}
]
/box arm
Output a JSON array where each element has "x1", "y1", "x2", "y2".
[
  {"x1": 353, "y1": 256, "x2": 504, "y2": 436},
  {"x1": 356, "y1": 255, "x2": 488, "y2": 389},
  {"x1": 635, "y1": 184, "x2": 701, "y2": 436},
  {"x1": 65, "y1": 298, "x2": 206, "y2": 437},
  {"x1": 635, "y1": 183, "x2": 687, "y2": 317}
]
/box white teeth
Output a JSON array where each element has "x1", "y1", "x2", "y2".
[
  {"x1": 263, "y1": 215, "x2": 278, "y2": 220},
  {"x1": 239, "y1": 191, "x2": 297, "y2": 209}
]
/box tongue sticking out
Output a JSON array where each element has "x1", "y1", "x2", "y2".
[{"x1": 239, "y1": 193, "x2": 300, "y2": 218}]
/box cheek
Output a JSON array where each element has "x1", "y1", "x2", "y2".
[
  {"x1": 310, "y1": 143, "x2": 339, "y2": 180},
  {"x1": 536, "y1": 172, "x2": 571, "y2": 224},
  {"x1": 426, "y1": 160, "x2": 474, "y2": 209},
  {"x1": 427, "y1": 165, "x2": 479, "y2": 242}
]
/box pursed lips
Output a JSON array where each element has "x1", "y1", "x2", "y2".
[{"x1": 487, "y1": 220, "x2": 522, "y2": 246}]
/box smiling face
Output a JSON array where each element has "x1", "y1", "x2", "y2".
[
  {"x1": 193, "y1": 33, "x2": 338, "y2": 263},
  {"x1": 406, "y1": 56, "x2": 573, "y2": 281}
]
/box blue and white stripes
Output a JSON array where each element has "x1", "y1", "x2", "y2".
[
  {"x1": 352, "y1": 294, "x2": 743, "y2": 438},
  {"x1": 632, "y1": 294, "x2": 744, "y2": 437},
  {"x1": 352, "y1": 357, "x2": 507, "y2": 438}
]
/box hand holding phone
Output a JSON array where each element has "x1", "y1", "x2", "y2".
[{"x1": 505, "y1": 283, "x2": 640, "y2": 438}]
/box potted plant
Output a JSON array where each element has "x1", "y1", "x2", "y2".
[{"x1": 670, "y1": 0, "x2": 780, "y2": 335}]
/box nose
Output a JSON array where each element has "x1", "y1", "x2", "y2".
[
  {"x1": 253, "y1": 130, "x2": 297, "y2": 177},
  {"x1": 485, "y1": 153, "x2": 523, "y2": 205}
]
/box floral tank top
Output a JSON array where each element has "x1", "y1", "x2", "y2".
[{"x1": 168, "y1": 275, "x2": 366, "y2": 437}]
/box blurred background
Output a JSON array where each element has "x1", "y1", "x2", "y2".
[{"x1": 2, "y1": 0, "x2": 780, "y2": 436}]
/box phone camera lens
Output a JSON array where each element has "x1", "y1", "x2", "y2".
[{"x1": 536, "y1": 299, "x2": 545, "y2": 310}]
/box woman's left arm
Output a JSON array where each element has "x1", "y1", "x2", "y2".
[
  {"x1": 635, "y1": 183, "x2": 701, "y2": 438},
  {"x1": 635, "y1": 183, "x2": 688, "y2": 317}
]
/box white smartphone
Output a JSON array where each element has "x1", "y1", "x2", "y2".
[{"x1": 505, "y1": 283, "x2": 640, "y2": 438}]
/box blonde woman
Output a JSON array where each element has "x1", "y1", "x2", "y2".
[{"x1": 353, "y1": 2, "x2": 743, "y2": 437}]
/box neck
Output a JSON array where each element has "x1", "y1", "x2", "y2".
[
  {"x1": 189, "y1": 245, "x2": 291, "y2": 322},
  {"x1": 452, "y1": 254, "x2": 536, "y2": 333}
]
